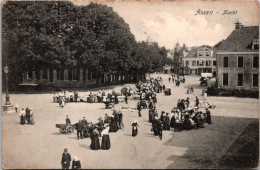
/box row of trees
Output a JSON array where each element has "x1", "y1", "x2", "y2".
[{"x1": 2, "y1": 1, "x2": 168, "y2": 90}]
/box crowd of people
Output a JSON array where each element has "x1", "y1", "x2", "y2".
[
  {"x1": 57, "y1": 74, "x2": 214, "y2": 169},
  {"x1": 64, "y1": 109, "x2": 124, "y2": 152}
]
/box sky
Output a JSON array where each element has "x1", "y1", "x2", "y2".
[{"x1": 75, "y1": 1, "x2": 256, "y2": 49}]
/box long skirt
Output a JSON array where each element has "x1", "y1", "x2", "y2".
[
  {"x1": 132, "y1": 128, "x2": 138, "y2": 137},
  {"x1": 90, "y1": 136, "x2": 100, "y2": 150},
  {"x1": 148, "y1": 110, "x2": 153, "y2": 122},
  {"x1": 152, "y1": 123, "x2": 158, "y2": 136},
  {"x1": 20, "y1": 116, "x2": 25, "y2": 125},
  {"x1": 109, "y1": 123, "x2": 118, "y2": 132},
  {"x1": 101, "y1": 135, "x2": 111, "y2": 150},
  {"x1": 206, "y1": 113, "x2": 211, "y2": 124}
]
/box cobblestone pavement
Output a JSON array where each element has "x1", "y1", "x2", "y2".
[{"x1": 2, "y1": 74, "x2": 259, "y2": 169}]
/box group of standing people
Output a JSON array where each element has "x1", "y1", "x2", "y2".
[
  {"x1": 19, "y1": 107, "x2": 34, "y2": 125},
  {"x1": 61, "y1": 148, "x2": 81, "y2": 169}
]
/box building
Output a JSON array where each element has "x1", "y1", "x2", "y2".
[
  {"x1": 21, "y1": 68, "x2": 128, "y2": 88},
  {"x1": 182, "y1": 46, "x2": 216, "y2": 76},
  {"x1": 216, "y1": 22, "x2": 259, "y2": 90},
  {"x1": 163, "y1": 65, "x2": 172, "y2": 74},
  {"x1": 171, "y1": 42, "x2": 189, "y2": 74}
]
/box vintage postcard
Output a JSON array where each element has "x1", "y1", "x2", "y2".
[{"x1": 1, "y1": 0, "x2": 259, "y2": 169}]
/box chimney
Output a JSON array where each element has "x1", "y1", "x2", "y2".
[{"x1": 235, "y1": 21, "x2": 242, "y2": 30}]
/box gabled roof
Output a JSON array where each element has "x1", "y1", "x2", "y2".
[
  {"x1": 217, "y1": 26, "x2": 259, "y2": 52},
  {"x1": 185, "y1": 48, "x2": 198, "y2": 58}
]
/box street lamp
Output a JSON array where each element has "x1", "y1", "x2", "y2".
[{"x1": 4, "y1": 65, "x2": 11, "y2": 105}]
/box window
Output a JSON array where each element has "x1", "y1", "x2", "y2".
[
  {"x1": 88, "y1": 71, "x2": 91, "y2": 80},
  {"x1": 237, "y1": 56, "x2": 244, "y2": 68},
  {"x1": 76, "y1": 69, "x2": 80, "y2": 81},
  {"x1": 186, "y1": 61, "x2": 189, "y2": 66},
  {"x1": 206, "y1": 61, "x2": 211, "y2": 66},
  {"x1": 213, "y1": 61, "x2": 216, "y2": 66},
  {"x1": 68, "y1": 69, "x2": 73, "y2": 81},
  {"x1": 49, "y1": 70, "x2": 53, "y2": 82},
  {"x1": 253, "y1": 56, "x2": 259, "y2": 68},
  {"x1": 223, "y1": 73, "x2": 228, "y2": 85},
  {"x1": 199, "y1": 52, "x2": 203, "y2": 56},
  {"x1": 83, "y1": 69, "x2": 86, "y2": 82},
  {"x1": 192, "y1": 61, "x2": 196, "y2": 66},
  {"x1": 73, "y1": 69, "x2": 77, "y2": 80},
  {"x1": 198, "y1": 60, "x2": 204, "y2": 66},
  {"x1": 253, "y1": 40, "x2": 259, "y2": 50},
  {"x1": 223, "y1": 57, "x2": 229, "y2": 67},
  {"x1": 253, "y1": 74, "x2": 258, "y2": 87},
  {"x1": 60, "y1": 70, "x2": 64, "y2": 80},
  {"x1": 237, "y1": 74, "x2": 243, "y2": 86},
  {"x1": 36, "y1": 70, "x2": 40, "y2": 80},
  {"x1": 43, "y1": 69, "x2": 47, "y2": 79},
  {"x1": 206, "y1": 52, "x2": 210, "y2": 56},
  {"x1": 92, "y1": 72, "x2": 97, "y2": 79}
]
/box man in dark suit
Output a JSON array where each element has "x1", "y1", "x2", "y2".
[
  {"x1": 25, "y1": 107, "x2": 30, "y2": 124},
  {"x1": 75, "y1": 120, "x2": 83, "y2": 140},
  {"x1": 157, "y1": 120, "x2": 163, "y2": 140},
  {"x1": 61, "y1": 148, "x2": 71, "y2": 169},
  {"x1": 82, "y1": 117, "x2": 88, "y2": 127}
]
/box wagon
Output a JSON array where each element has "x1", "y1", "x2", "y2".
[{"x1": 56, "y1": 124, "x2": 75, "y2": 134}]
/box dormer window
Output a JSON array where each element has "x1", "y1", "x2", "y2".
[{"x1": 253, "y1": 39, "x2": 259, "y2": 50}]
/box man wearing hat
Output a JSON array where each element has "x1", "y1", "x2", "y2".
[
  {"x1": 82, "y1": 117, "x2": 88, "y2": 127},
  {"x1": 61, "y1": 148, "x2": 71, "y2": 169},
  {"x1": 75, "y1": 120, "x2": 83, "y2": 140}
]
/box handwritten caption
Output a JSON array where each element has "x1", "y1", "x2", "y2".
[{"x1": 195, "y1": 9, "x2": 237, "y2": 15}]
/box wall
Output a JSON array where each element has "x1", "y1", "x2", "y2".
[{"x1": 216, "y1": 54, "x2": 259, "y2": 90}]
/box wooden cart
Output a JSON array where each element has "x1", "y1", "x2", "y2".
[{"x1": 56, "y1": 124, "x2": 75, "y2": 134}]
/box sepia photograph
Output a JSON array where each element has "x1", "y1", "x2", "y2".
[{"x1": 1, "y1": 0, "x2": 259, "y2": 169}]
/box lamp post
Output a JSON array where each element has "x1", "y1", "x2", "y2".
[{"x1": 4, "y1": 65, "x2": 11, "y2": 105}]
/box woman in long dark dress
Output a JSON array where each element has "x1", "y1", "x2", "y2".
[
  {"x1": 132, "y1": 120, "x2": 139, "y2": 137},
  {"x1": 152, "y1": 117, "x2": 159, "y2": 136},
  {"x1": 165, "y1": 113, "x2": 170, "y2": 130},
  {"x1": 20, "y1": 115, "x2": 26, "y2": 125},
  {"x1": 109, "y1": 115, "x2": 118, "y2": 132},
  {"x1": 101, "y1": 124, "x2": 111, "y2": 150},
  {"x1": 170, "y1": 113, "x2": 176, "y2": 128},
  {"x1": 20, "y1": 108, "x2": 26, "y2": 125},
  {"x1": 90, "y1": 126, "x2": 100, "y2": 150}
]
